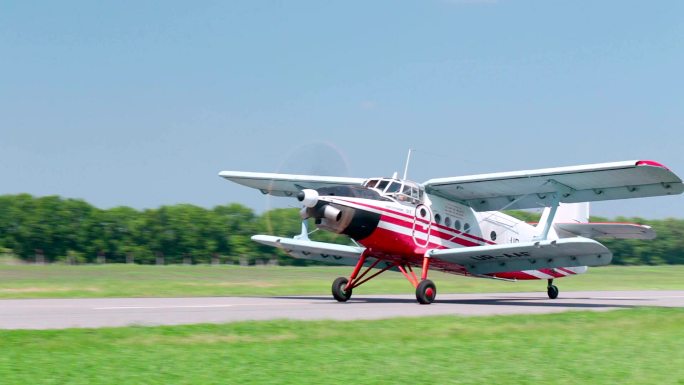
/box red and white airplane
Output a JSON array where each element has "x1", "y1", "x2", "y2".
[{"x1": 220, "y1": 159, "x2": 683, "y2": 304}]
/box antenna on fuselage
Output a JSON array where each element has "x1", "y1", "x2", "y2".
[{"x1": 402, "y1": 148, "x2": 412, "y2": 180}]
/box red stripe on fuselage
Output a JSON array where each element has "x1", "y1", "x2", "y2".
[
  {"x1": 377, "y1": 214, "x2": 481, "y2": 248},
  {"x1": 332, "y1": 197, "x2": 493, "y2": 246}
]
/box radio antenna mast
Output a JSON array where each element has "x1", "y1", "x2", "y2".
[{"x1": 402, "y1": 149, "x2": 412, "y2": 180}]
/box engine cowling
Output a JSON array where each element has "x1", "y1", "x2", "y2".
[{"x1": 296, "y1": 187, "x2": 381, "y2": 241}]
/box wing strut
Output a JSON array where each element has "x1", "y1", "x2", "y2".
[
  {"x1": 536, "y1": 193, "x2": 560, "y2": 241},
  {"x1": 536, "y1": 178, "x2": 578, "y2": 240}
]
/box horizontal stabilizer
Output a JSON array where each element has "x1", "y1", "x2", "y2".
[
  {"x1": 424, "y1": 160, "x2": 683, "y2": 211},
  {"x1": 555, "y1": 223, "x2": 656, "y2": 240},
  {"x1": 219, "y1": 171, "x2": 365, "y2": 197},
  {"x1": 427, "y1": 238, "x2": 612, "y2": 275},
  {"x1": 252, "y1": 235, "x2": 367, "y2": 266}
]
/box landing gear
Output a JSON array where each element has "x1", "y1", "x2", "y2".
[
  {"x1": 416, "y1": 279, "x2": 436, "y2": 304},
  {"x1": 332, "y1": 277, "x2": 352, "y2": 302},
  {"x1": 329, "y1": 250, "x2": 439, "y2": 304},
  {"x1": 547, "y1": 279, "x2": 559, "y2": 299},
  {"x1": 331, "y1": 251, "x2": 389, "y2": 303}
]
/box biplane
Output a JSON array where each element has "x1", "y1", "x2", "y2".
[{"x1": 220, "y1": 159, "x2": 683, "y2": 304}]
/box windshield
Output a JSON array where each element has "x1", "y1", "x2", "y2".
[
  {"x1": 363, "y1": 178, "x2": 423, "y2": 204},
  {"x1": 385, "y1": 181, "x2": 401, "y2": 193}
]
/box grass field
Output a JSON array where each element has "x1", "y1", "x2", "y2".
[
  {"x1": 0, "y1": 308, "x2": 682, "y2": 385},
  {"x1": 0, "y1": 264, "x2": 683, "y2": 299}
]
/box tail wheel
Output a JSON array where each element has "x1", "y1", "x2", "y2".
[
  {"x1": 416, "y1": 279, "x2": 437, "y2": 305},
  {"x1": 547, "y1": 285, "x2": 559, "y2": 299},
  {"x1": 332, "y1": 277, "x2": 352, "y2": 302}
]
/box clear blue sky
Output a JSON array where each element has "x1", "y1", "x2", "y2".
[{"x1": 2, "y1": 1, "x2": 683, "y2": 218}]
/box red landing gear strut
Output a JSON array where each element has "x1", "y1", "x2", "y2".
[{"x1": 331, "y1": 251, "x2": 437, "y2": 304}]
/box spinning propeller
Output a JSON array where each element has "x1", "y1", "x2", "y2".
[{"x1": 262, "y1": 141, "x2": 351, "y2": 237}]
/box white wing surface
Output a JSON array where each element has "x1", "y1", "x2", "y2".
[
  {"x1": 219, "y1": 171, "x2": 365, "y2": 197},
  {"x1": 252, "y1": 235, "x2": 367, "y2": 266},
  {"x1": 423, "y1": 160, "x2": 683, "y2": 211},
  {"x1": 428, "y1": 238, "x2": 612, "y2": 275}
]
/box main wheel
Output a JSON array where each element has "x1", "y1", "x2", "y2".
[
  {"x1": 416, "y1": 279, "x2": 437, "y2": 304},
  {"x1": 332, "y1": 277, "x2": 352, "y2": 302},
  {"x1": 547, "y1": 285, "x2": 559, "y2": 299}
]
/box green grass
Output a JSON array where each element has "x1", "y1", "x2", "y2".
[
  {"x1": 0, "y1": 264, "x2": 683, "y2": 299},
  {"x1": 1, "y1": 308, "x2": 683, "y2": 384}
]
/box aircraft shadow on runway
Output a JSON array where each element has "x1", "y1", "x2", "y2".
[{"x1": 274, "y1": 295, "x2": 638, "y2": 309}]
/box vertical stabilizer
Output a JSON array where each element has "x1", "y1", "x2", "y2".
[{"x1": 555, "y1": 202, "x2": 589, "y2": 223}]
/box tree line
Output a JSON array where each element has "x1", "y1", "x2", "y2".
[
  {"x1": 0, "y1": 194, "x2": 343, "y2": 265},
  {"x1": 0, "y1": 194, "x2": 682, "y2": 265}
]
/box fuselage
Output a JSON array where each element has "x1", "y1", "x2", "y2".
[{"x1": 303, "y1": 176, "x2": 585, "y2": 280}]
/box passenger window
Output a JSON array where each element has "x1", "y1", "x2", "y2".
[
  {"x1": 444, "y1": 217, "x2": 451, "y2": 227},
  {"x1": 463, "y1": 223, "x2": 471, "y2": 234},
  {"x1": 490, "y1": 231, "x2": 497, "y2": 241},
  {"x1": 434, "y1": 214, "x2": 442, "y2": 225},
  {"x1": 454, "y1": 220, "x2": 461, "y2": 231}
]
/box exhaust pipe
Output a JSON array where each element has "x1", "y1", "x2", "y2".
[
  {"x1": 320, "y1": 204, "x2": 342, "y2": 222},
  {"x1": 300, "y1": 202, "x2": 341, "y2": 222}
]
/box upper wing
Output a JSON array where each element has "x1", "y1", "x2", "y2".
[
  {"x1": 428, "y1": 238, "x2": 612, "y2": 276},
  {"x1": 423, "y1": 160, "x2": 683, "y2": 211},
  {"x1": 554, "y1": 223, "x2": 656, "y2": 240},
  {"x1": 219, "y1": 171, "x2": 366, "y2": 197},
  {"x1": 251, "y1": 234, "x2": 367, "y2": 266}
]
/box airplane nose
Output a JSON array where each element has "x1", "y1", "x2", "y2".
[
  {"x1": 297, "y1": 189, "x2": 319, "y2": 207},
  {"x1": 306, "y1": 200, "x2": 380, "y2": 241}
]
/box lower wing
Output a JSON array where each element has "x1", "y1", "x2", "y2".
[
  {"x1": 428, "y1": 238, "x2": 612, "y2": 275},
  {"x1": 253, "y1": 234, "x2": 611, "y2": 277},
  {"x1": 252, "y1": 235, "x2": 365, "y2": 266}
]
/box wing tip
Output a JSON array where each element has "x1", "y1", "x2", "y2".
[{"x1": 636, "y1": 160, "x2": 670, "y2": 171}]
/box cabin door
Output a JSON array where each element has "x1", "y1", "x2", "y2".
[{"x1": 412, "y1": 204, "x2": 432, "y2": 248}]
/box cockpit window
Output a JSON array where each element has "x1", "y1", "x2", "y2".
[
  {"x1": 376, "y1": 180, "x2": 389, "y2": 191},
  {"x1": 385, "y1": 181, "x2": 401, "y2": 193},
  {"x1": 365, "y1": 179, "x2": 379, "y2": 188}
]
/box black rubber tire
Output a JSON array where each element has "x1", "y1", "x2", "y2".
[
  {"x1": 416, "y1": 279, "x2": 437, "y2": 305},
  {"x1": 547, "y1": 285, "x2": 559, "y2": 299},
  {"x1": 332, "y1": 277, "x2": 352, "y2": 302}
]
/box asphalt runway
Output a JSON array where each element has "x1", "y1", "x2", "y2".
[{"x1": 2, "y1": 290, "x2": 683, "y2": 330}]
